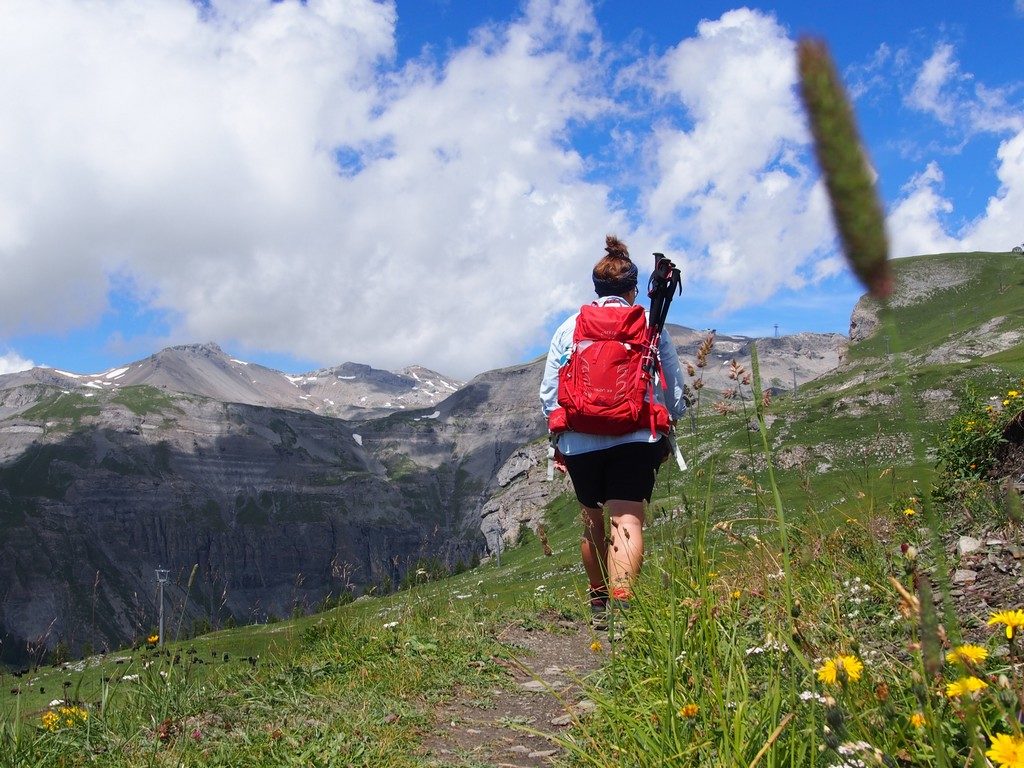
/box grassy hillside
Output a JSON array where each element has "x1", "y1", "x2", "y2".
[{"x1": 2, "y1": 251, "x2": 1023, "y2": 766}]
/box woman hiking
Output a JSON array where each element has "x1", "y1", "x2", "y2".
[{"x1": 540, "y1": 235, "x2": 686, "y2": 629}]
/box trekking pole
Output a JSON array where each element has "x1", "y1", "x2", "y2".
[{"x1": 645, "y1": 253, "x2": 686, "y2": 470}]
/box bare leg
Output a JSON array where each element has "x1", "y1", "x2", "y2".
[
  {"x1": 606, "y1": 500, "x2": 645, "y2": 596},
  {"x1": 580, "y1": 505, "x2": 607, "y2": 592}
]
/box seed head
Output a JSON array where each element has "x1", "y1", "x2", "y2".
[{"x1": 798, "y1": 38, "x2": 891, "y2": 300}]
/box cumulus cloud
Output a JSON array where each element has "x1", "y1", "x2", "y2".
[
  {"x1": 887, "y1": 163, "x2": 961, "y2": 257},
  {"x1": 642, "y1": 9, "x2": 834, "y2": 311},
  {"x1": 961, "y1": 131, "x2": 1024, "y2": 251},
  {"x1": 0, "y1": 0, "x2": 619, "y2": 378},
  {"x1": 886, "y1": 41, "x2": 1024, "y2": 256},
  {"x1": 0, "y1": 350, "x2": 34, "y2": 375}
]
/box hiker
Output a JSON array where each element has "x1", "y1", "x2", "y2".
[{"x1": 540, "y1": 235, "x2": 686, "y2": 628}]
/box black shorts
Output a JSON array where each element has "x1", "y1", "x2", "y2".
[{"x1": 563, "y1": 439, "x2": 668, "y2": 509}]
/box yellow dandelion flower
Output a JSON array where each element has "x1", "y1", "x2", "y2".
[
  {"x1": 902, "y1": 508, "x2": 916, "y2": 516},
  {"x1": 910, "y1": 712, "x2": 926, "y2": 728},
  {"x1": 731, "y1": 589, "x2": 742, "y2": 599},
  {"x1": 590, "y1": 640, "x2": 602, "y2": 653},
  {"x1": 1003, "y1": 399, "x2": 1010, "y2": 406},
  {"x1": 947, "y1": 644, "x2": 988, "y2": 665},
  {"x1": 1009, "y1": 391, "x2": 1020, "y2": 398},
  {"x1": 986, "y1": 732, "x2": 1024, "y2": 768},
  {"x1": 678, "y1": 703, "x2": 699, "y2": 718},
  {"x1": 988, "y1": 609, "x2": 1024, "y2": 639},
  {"x1": 816, "y1": 655, "x2": 864, "y2": 685},
  {"x1": 147, "y1": 633, "x2": 159, "y2": 645},
  {"x1": 945, "y1": 676, "x2": 987, "y2": 698}
]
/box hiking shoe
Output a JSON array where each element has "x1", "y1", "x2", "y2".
[{"x1": 589, "y1": 588, "x2": 609, "y2": 631}]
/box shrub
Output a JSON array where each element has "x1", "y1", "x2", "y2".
[{"x1": 934, "y1": 381, "x2": 1024, "y2": 504}]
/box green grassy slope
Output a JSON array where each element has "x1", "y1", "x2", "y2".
[{"x1": 3, "y1": 251, "x2": 1023, "y2": 766}]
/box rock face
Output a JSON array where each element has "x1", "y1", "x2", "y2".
[
  {"x1": 0, "y1": 324, "x2": 844, "y2": 663},
  {"x1": 0, "y1": 396, "x2": 477, "y2": 663},
  {"x1": 667, "y1": 325, "x2": 846, "y2": 393}
]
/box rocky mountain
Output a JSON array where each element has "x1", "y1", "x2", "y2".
[
  {"x1": 0, "y1": 328, "x2": 843, "y2": 665},
  {"x1": 0, "y1": 343, "x2": 461, "y2": 421}
]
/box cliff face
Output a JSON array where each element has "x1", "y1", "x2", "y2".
[
  {"x1": 0, "y1": 328, "x2": 843, "y2": 663},
  {"x1": 0, "y1": 396, "x2": 476, "y2": 662}
]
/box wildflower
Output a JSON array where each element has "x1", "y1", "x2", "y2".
[
  {"x1": 590, "y1": 641, "x2": 602, "y2": 653},
  {"x1": 1004, "y1": 400, "x2": 1010, "y2": 406},
  {"x1": 988, "y1": 609, "x2": 1024, "y2": 639},
  {"x1": 1009, "y1": 390, "x2": 1020, "y2": 398},
  {"x1": 902, "y1": 508, "x2": 916, "y2": 517},
  {"x1": 147, "y1": 633, "x2": 159, "y2": 644},
  {"x1": 945, "y1": 676, "x2": 987, "y2": 698},
  {"x1": 678, "y1": 703, "x2": 699, "y2": 718},
  {"x1": 910, "y1": 712, "x2": 926, "y2": 728},
  {"x1": 731, "y1": 590, "x2": 742, "y2": 600},
  {"x1": 382, "y1": 621, "x2": 399, "y2": 629},
  {"x1": 986, "y1": 733, "x2": 1024, "y2": 768},
  {"x1": 946, "y1": 644, "x2": 988, "y2": 665},
  {"x1": 816, "y1": 655, "x2": 864, "y2": 685},
  {"x1": 42, "y1": 705, "x2": 88, "y2": 731}
]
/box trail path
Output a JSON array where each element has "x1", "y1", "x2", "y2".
[{"x1": 422, "y1": 619, "x2": 604, "y2": 767}]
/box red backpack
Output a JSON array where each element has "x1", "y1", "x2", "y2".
[{"x1": 547, "y1": 302, "x2": 669, "y2": 437}]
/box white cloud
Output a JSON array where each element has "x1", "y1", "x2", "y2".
[
  {"x1": 642, "y1": 9, "x2": 834, "y2": 312},
  {"x1": 887, "y1": 40, "x2": 1024, "y2": 257},
  {"x1": 0, "y1": 0, "x2": 622, "y2": 378},
  {"x1": 904, "y1": 42, "x2": 1022, "y2": 137},
  {"x1": 906, "y1": 43, "x2": 961, "y2": 124},
  {"x1": 961, "y1": 130, "x2": 1024, "y2": 251},
  {"x1": 887, "y1": 162, "x2": 961, "y2": 257},
  {"x1": 0, "y1": 350, "x2": 34, "y2": 375},
  {"x1": 888, "y1": 135, "x2": 1024, "y2": 256}
]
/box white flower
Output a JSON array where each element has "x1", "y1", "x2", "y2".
[{"x1": 382, "y1": 621, "x2": 399, "y2": 629}]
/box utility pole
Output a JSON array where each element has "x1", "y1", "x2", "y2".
[
  {"x1": 773, "y1": 323, "x2": 779, "y2": 338},
  {"x1": 156, "y1": 567, "x2": 170, "y2": 647}
]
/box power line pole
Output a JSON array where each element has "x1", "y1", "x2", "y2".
[
  {"x1": 773, "y1": 323, "x2": 779, "y2": 338},
  {"x1": 156, "y1": 567, "x2": 170, "y2": 647}
]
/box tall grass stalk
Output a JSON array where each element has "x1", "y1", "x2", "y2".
[{"x1": 749, "y1": 342, "x2": 794, "y2": 619}]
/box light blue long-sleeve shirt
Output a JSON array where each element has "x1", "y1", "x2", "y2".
[{"x1": 539, "y1": 296, "x2": 687, "y2": 455}]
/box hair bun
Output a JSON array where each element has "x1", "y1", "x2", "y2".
[{"x1": 605, "y1": 234, "x2": 631, "y2": 261}]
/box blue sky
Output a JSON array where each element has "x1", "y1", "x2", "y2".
[{"x1": 1, "y1": 0, "x2": 1022, "y2": 379}]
